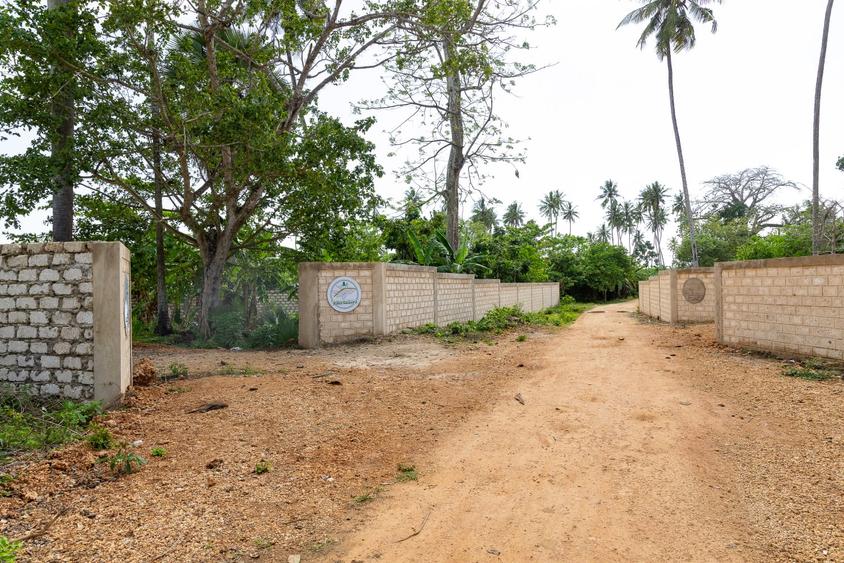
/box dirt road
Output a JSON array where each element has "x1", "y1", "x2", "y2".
[{"x1": 326, "y1": 303, "x2": 839, "y2": 562}]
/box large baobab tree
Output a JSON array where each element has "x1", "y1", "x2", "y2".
[
  {"x1": 619, "y1": 0, "x2": 722, "y2": 267},
  {"x1": 813, "y1": 0, "x2": 836, "y2": 254}
]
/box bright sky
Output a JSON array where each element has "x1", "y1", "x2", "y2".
[{"x1": 3, "y1": 1, "x2": 843, "y2": 247}]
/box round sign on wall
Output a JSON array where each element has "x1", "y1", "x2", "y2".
[
  {"x1": 682, "y1": 278, "x2": 707, "y2": 304},
  {"x1": 327, "y1": 276, "x2": 362, "y2": 313}
]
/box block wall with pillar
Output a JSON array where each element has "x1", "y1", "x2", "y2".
[
  {"x1": 0, "y1": 242, "x2": 132, "y2": 404},
  {"x1": 298, "y1": 262, "x2": 562, "y2": 348}
]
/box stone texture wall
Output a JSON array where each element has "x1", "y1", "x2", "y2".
[
  {"x1": 716, "y1": 255, "x2": 844, "y2": 360},
  {"x1": 436, "y1": 274, "x2": 475, "y2": 325},
  {"x1": 298, "y1": 262, "x2": 563, "y2": 348},
  {"x1": 0, "y1": 242, "x2": 130, "y2": 403},
  {"x1": 0, "y1": 243, "x2": 94, "y2": 399},
  {"x1": 385, "y1": 264, "x2": 436, "y2": 333},
  {"x1": 474, "y1": 280, "x2": 501, "y2": 319}
]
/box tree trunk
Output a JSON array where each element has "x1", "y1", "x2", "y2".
[
  {"x1": 147, "y1": 27, "x2": 171, "y2": 336},
  {"x1": 444, "y1": 39, "x2": 465, "y2": 251},
  {"x1": 666, "y1": 50, "x2": 698, "y2": 266},
  {"x1": 152, "y1": 126, "x2": 171, "y2": 335},
  {"x1": 813, "y1": 0, "x2": 835, "y2": 255},
  {"x1": 197, "y1": 237, "x2": 229, "y2": 340},
  {"x1": 48, "y1": 0, "x2": 75, "y2": 242}
]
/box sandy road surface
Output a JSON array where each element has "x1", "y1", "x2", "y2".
[{"x1": 327, "y1": 303, "x2": 761, "y2": 562}]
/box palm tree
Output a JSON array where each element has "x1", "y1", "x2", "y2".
[
  {"x1": 597, "y1": 180, "x2": 620, "y2": 210},
  {"x1": 640, "y1": 182, "x2": 669, "y2": 266},
  {"x1": 618, "y1": 0, "x2": 721, "y2": 267},
  {"x1": 539, "y1": 190, "x2": 564, "y2": 235},
  {"x1": 621, "y1": 200, "x2": 640, "y2": 250},
  {"x1": 606, "y1": 200, "x2": 624, "y2": 245},
  {"x1": 503, "y1": 201, "x2": 525, "y2": 228},
  {"x1": 561, "y1": 200, "x2": 579, "y2": 235},
  {"x1": 471, "y1": 198, "x2": 499, "y2": 233},
  {"x1": 813, "y1": 0, "x2": 836, "y2": 255},
  {"x1": 596, "y1": 224, "x2": 611, "y2": 243}
]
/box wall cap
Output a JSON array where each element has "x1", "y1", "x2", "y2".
[{"x1": 715, "y1": 254, "x2": 844, "y2": 271}]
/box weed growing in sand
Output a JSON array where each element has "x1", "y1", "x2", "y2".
[
  {"x1": 254, "y1": 460, "x2": 271, "y2": 474},
  {"x1": 0, "y1": 387, "x2": 103, "y2": 462},
  {"x1": 103, "y1": 446, "x2": 146, "y2": 475},
  {"x1": 217, "y1": 365, "x2": 261, "y2": 377},
  {"x1": 150, "y1": 447, "x2": 167, "y2": 458},
  {"x1": 396, "y1": 464, "x2": 418, "y2": 482},
  {"x1": 352, "y1": 487, "x2": 382, "y2": 504},
  {"x1": 784, "y1": 365, "x2": 838, "y2": 381},
  {"x1": 86, "y1": 425, "x2": 113, "y2": 450},
  {"x1": 168, "y1": 363, "x2": 189, "y2": 379},
  {"x1": 0, "y1": 474, "x2": 13, "y2": 498},
  {"x1": 253, "y1": 537, "x2": 275, "y2": 550},
  {"x1": 516, "y1": 334, "x2": 528, "y2": 342},
  {"x1": 0, "y1": 535, "x2": 21, "y2": 563}
]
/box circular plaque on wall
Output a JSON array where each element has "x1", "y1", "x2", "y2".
[
  {"x1": 682, "y1": 278, "x2": 706, "y2": 304},
  {"x1": 327, "y1": 276, "x2": 362, "y2": 313}
]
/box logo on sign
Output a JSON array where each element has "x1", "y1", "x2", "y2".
[{"x1": 327, "y1": 276, "x2": 362, "y2": 313}]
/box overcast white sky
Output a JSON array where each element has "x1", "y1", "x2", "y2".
[{"x1": 2, "y1": 1, "x2": 843, "y2": 245}]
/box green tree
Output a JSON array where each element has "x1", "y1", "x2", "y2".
[
  {"x1": 618, "y1": 0, "x2": 722, "y2": 267},
  {"x1": 0, "y1": 0, "x2": 108, "y2": 239},
  {"x1": 503, "y1": 201, "x2": 526, "y2": 228},
  {"x1": 90, "y1": 1, "x2": 400, "y2": 337}
]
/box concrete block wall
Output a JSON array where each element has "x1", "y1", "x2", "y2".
[
  {"x1": 298, "y1": 262, "x2": 562, "y2": 347},
  {"x1": 638, "y1": 268, "x2": 715, "y2": 324},
  {"x1": 257, "y1": 290, "x2": 298, "y2": 317},
  {"x1": 715, "y1": 255, "x2": 844, "y2": 360},
  {"x1": 474, "y1": 279, "x2": 501, "y2": 319},
  {"x1": 0, "y1": 242, "x2": 131, "y2": 403},
  {"x1": 385, "y1": 264, "x2": 436, "y2": 333},
  {"x1": 500, "y1": 284, "x2": 519, "y2": 308},
  {"x1": 436, "y1": 274, "x2": 476, "y2": 325}
]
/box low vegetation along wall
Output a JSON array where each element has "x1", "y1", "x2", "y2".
[
  {"x1": 298, "y1": 262, "x2": 560, "y2": 348},
  {"x1": 638, "y1": 268, "x2": 715, "y2": 324},
  {"x1": 715, "y1": 255, "x2": 844, "y2": 360},
  {"x1": 0, "y1": 242, "x2": 132, "y2": 403}
]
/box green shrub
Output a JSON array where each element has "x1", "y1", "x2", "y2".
[
  {"x1": 0, "y1": 536, "x2": 21, "y2": 563},
  {"x1": 246, "y1": 308, "x2": 298, "y2": 349},
  {"x1": 255, "y1": 460, "x2": 271, "y2": 474},
  {"x1": 86, "y1": 425, "x2": 113, "y2": 450},
  {"x1": 209, "y1": 309, "x2": 246, "y2": 348},
  {"x1": 150, "y1": 447, "x2": 167, "y2": 457}
]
